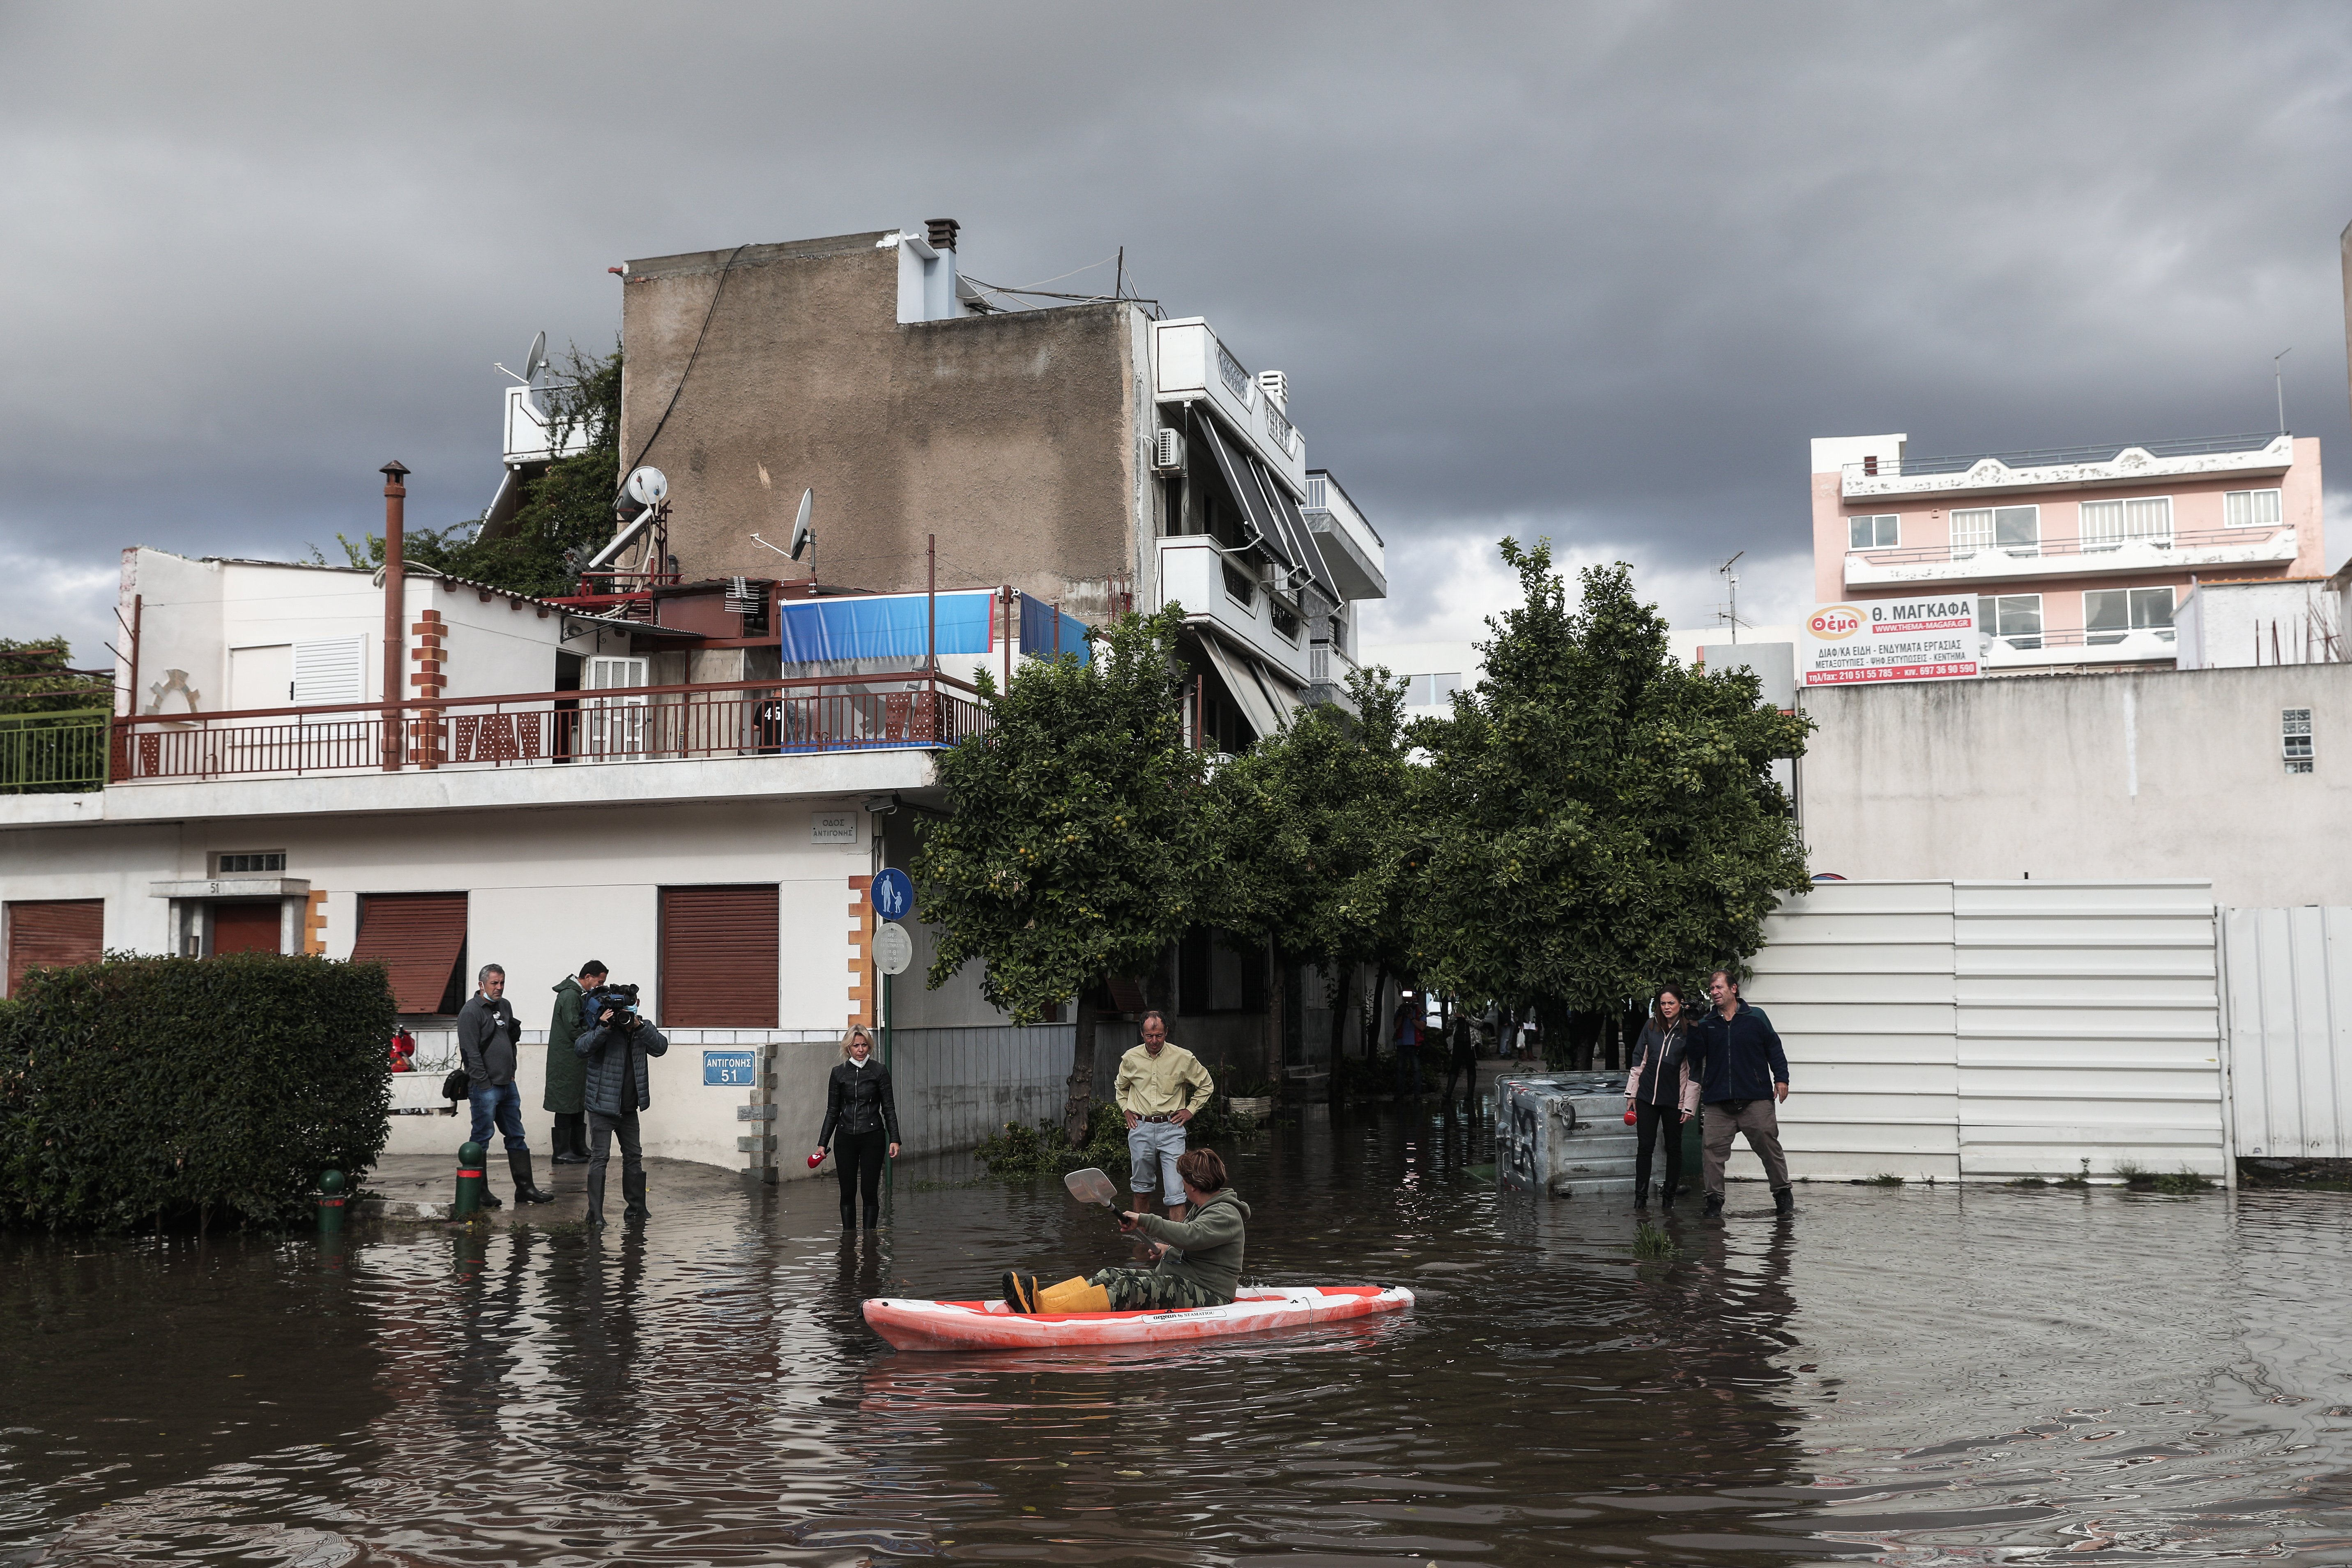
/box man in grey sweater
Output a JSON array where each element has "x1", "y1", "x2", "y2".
[{"x1": 458, "y1": 963, "x2": 552, "y2": 1207}]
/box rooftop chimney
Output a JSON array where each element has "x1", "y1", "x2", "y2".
[{"x1": 925, "y1": 218, "x2": 960, "y2": 252}]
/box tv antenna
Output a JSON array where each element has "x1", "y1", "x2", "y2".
[
  {"x1": 2274, "y1": 346, "x2": 2291, "y2": 435},
  {"x1": 1718, "y1": 550, "x2": 1745, "y2": 645}
]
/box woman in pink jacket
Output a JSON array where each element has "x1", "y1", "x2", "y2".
[{"x1": 1625, "y1": 985, "x2": 1697, "y2": 1206}]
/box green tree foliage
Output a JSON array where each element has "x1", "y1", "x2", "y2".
[
  {"x1": 915, "y1": 606, "x2": 1214, "y2": 1135},
  {"x1": 321, "y1": 343, "x2": 622, "y2": 599},
  {"x1": 1208, "y1": 663, "x2": 1420, "y2": 1055},
  {"x1": 0, "y1": 638, "x2": 108, "y2": 718},
  {"x1": 0, "y1": 952, "x2": 395, "y2": 1231},
  {"x1": 1409, "y1": 541, "x2": 1811, "y2": 1028}
]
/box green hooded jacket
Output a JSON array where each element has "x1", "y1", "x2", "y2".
[
  {"x1": 543, "y1": 976, "x2": 588, "y2": 1114},
  {"x1": 1133, "y1": 1187, "x2": 1250, "y2": 1300}
]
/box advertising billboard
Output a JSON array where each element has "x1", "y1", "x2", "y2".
[{"x1": 1800, "y1": 598, "x2": 1979, "y2": 687}]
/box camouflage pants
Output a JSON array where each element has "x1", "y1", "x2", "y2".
[{"x1": 1086, "y1": 1268, "x2": 1230, "y2": 1311}]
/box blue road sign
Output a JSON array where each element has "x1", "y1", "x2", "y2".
[
  {"x1": 871, "y1": 867, "x2": 915, "y2": 922},
  {"x1": 703, "y1": 1050, "x2": 757, "y2": 1087}
]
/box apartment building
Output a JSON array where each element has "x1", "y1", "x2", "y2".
[{"x1": 1812, "y1": 431, "x2": 2324, "y2": 675}]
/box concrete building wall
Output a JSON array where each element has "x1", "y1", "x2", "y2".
[
  {"x1": 617, "y1": 234, "x2": 1146, "y2": 615},
  {"x1": 1800, "y1": 664, "x2": 2352, "y2": 906}
]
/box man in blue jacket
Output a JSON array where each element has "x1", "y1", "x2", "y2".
[{"x1": 1685, "y1": 967, "x2": 1793, "y2": 1218}]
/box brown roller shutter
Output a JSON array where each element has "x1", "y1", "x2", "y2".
[
  {"x1": 660, "y1": 885, "x2": 779, "y2": 1027},
  {"x1": 5, "y1": 900, "x2": 105, "y2": 997},
  {"x1": 352, "y1": 893, "x2": 469, "y2": 1014}
]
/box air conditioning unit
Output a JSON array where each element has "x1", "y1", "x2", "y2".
[{"x1": 1152, "y1": 428, "x2": 1185, "y2": 472}]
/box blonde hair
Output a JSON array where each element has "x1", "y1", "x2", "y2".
[{"x1": 840, "y1": 1026, "x2": 875, "y2": 1059}]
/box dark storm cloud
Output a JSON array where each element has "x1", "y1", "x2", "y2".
[{"x1": 3, "y1": 0, "x2": 2350, "y2": 654}]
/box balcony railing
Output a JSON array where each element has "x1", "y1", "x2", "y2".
[
  {"x1": 2, "y1": 710, "x2": 110, "y2": 794},
  {"x1": 108, "y1": 672, "x2": 990, "y2": 786},
  {"x1": 1850, "y1": 524, "x2": 2294, "y2": 571},
  {"x1": 1860, "y1": 432, "x2": 2283, "y2": 480}
]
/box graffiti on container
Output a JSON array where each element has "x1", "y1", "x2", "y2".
[{"x1": 1502, "y1": 1090, "x2": 1542, "y2": 1190}]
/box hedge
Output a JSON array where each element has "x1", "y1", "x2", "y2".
[{"x1": 0, "y1": 951, "x2": 395, "y2": 1231}]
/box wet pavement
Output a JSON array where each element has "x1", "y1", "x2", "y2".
[{"x1": 7, "y1": 1101, "x2": 2352, "y2": 1566}]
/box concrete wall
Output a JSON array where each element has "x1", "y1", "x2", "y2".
[
  {"x1": 617, "y1": 233, "x2": 1146, "y2": 615},
  {"x1": 1800, "y1": 663, "x2": 2352, "y2": 907}
]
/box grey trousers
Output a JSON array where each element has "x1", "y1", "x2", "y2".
[{"x1": 1701, "y1": 1098, "x2": 1791, "y2": 1196}]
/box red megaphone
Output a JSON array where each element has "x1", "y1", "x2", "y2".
[{"x1": 808, "y1": 1150, "x2": 826, "y2": 1169}]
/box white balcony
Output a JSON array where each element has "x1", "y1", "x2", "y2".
[
  {"x1": 1844, "y1": 526, "x2": 2299, "y2": 590},
  {"x1": 1153, "y1": 318, "x2": 1305, "y2": 495},
  {"x1": 503, "y1": 384, "x2": 596, "y2": 467},
  {"x1": 1843, "y1": 433, "x2": 2292, "y2": 501},
  {"x1": 1155, "y1": 537, "x2": 1313, "y2": 691},
  {"x1": 1302, "y1": 471, "x2": 1385, "y2": 602},
  {"x1": 1981, "y1": 627, "x2": 2178, "y2": 672}
]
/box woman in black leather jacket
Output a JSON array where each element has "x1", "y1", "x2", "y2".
[
  {"x1": 815, "y1": 1025, "x2": 900, "y2": 1230},
  {"x1": 1624, "y1": 985, "x2": 1696, "y2": 1206}
]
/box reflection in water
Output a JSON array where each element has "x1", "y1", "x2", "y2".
[{"x1": 5, "y1": 1106, "x2": 2352, "y2": 1565}]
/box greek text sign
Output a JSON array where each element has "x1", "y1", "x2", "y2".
[
  {"x1": 703, "y1": 1050, "x2": 757, "y2": 1087},
  {"x1": 1799, "y1": 598, "x2": 1979, "y2": 687}
]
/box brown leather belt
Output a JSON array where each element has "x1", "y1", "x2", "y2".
[{"x1": 1137, "y1": 1113, "x2": 1173, "y2": 1123}]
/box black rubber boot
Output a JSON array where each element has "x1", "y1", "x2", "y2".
[
  {"x1": 1633, "y1": 1183, "x2": 1650, "y2": 1207},
  {"x1": 622, "y1": 1170, "x2": 649, "y2": 1220},
  {"x1": 1660, "y1": 1183, "x2": 1679, "y2": 1205},
  {"x1": 552, "y1": 1116, "x2": 589, "y2": 1165},
  {"x1": 510, "y1": 1149, "x2": 555, "y2": 1205},
  {"x1": 584, "y1": 1166, "x2": 607, "y2": 1227},
  {"x1": 1773, "y1": 1186, "x2": 1795, "y2": 1216},
  {"x1": 1703, "y1": 1193, "x2": 1724, "y2": 1217}
]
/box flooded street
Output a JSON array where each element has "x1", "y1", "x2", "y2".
[{"x1": 7, "y1": 1105, "x2": 2352, "y2": 1567}]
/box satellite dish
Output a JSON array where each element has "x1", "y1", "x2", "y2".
[
  {"x1": 625, "y1": 466, "x2": 669, "y2": 508},
  {"x1": 787, "y1": 488, "x2": 815, "y2": 560},
  {"x1": 522, "y1": 331, "x2": 548, "y2": 385}
]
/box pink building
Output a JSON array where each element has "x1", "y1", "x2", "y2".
[{"x1": 1810, "y1": 432, "x2": 2324, "y2": 674}]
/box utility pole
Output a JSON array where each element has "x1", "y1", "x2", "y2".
[{"x1": 1718, "y1": 550, "x2": 1744, "y2": 645}]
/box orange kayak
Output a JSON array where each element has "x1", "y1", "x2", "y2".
[{"x1": 863, "y1": 1284, "x2": 1415, "y2": 1352}]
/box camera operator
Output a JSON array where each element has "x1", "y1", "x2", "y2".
[{"x1": 573, "y1": 983, "x2": 670, "y2": 1228}]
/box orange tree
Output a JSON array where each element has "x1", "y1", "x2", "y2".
[
  {"x1": 914, "y1": 605, "x2": 1217, "y2": 1137},
  {"x1": 1408, "y1": 543, "x2": 1811, "y2": 1061}
]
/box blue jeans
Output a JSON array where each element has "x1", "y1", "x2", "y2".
[{"x1": 467, "y1": 1081, "x2": 527, "y2": 1152}]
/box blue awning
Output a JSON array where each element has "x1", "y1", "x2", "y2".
[
  {"x1": 1018, "y1": 593, "x2": 1094, "y2": 665},
  {"x1": 776, "y1": 591, "x2": 993, "y2": 663}
]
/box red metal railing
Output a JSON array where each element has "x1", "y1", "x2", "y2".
[{"x1": 109, "y1": 672, "x2": 990, "y2": 785}]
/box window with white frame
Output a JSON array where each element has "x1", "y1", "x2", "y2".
[
  {"x1": 2079, "y1": 496, "x2": 2172, "y2": 550},
  {"x1": 2083, "y1": 587, "x2": 2175, "y2": 645},
  {"x1": 1952, "y1": 505, "x2": 2038, "y2": 558},
  {"x1": 1404, "y1": 672, "x2": 1463, "y2": 706},
  {"x1": 1976, "y1": 594, "x2": 2043, "y2": 649},
  {"x1": 2224, "y1": 488, "x2": 2283, "y2": 528},
  {"x1": 585, "y1": 655, "x2": 650, "y2": 758},
  {"x1": 2283, "y1": 708, "x2": 2313, "y2": 774},
  {"x1": 1846, "y1": 514, "x2": 1898, "y2": 550}
]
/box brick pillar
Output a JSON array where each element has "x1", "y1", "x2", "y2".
[
  {"x1": 410, "y1": 608, "x2": 447, "y2": 768},
  {"x1": 847, "y1": 873, "x2": 875, "y2": 1029}
]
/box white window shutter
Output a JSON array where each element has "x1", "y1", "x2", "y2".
[{"x1": 291, "y1": 636, "x2": 366, "y2": 706}]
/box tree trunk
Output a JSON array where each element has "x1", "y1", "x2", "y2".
[
  {"x1": 1062, "y1": 990, "x2": 1099, "y2": 1141},
  {"x1": 1364, "y1": 963, "x2": 1388, "y2": 1059}
]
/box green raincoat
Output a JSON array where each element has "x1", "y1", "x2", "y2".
[{"x1": 543, "y1": 976, "x2": 589, "y2": 1114}]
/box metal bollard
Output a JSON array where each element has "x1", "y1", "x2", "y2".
[
  {"x1": 318, "y1": 1169, "x2": 346, "y2": 1233},
  {"x1": 454, "y1": 1140, "x2": 486, "y2": 1218}
]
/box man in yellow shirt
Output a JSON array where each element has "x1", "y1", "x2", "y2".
[{"x1": 1115, "y1": 1010, "x2": 1216, "y2": 1220}]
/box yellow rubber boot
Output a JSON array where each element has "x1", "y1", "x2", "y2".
[{"x1": 1034, "y1": 1276, "x2": 1112, "y2": 1314}]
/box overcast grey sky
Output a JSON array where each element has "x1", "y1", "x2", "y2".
[{"x1": 5, "y1": 1, "x2": 2350, "y2": 661}]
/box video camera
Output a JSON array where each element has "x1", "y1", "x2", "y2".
[{"x1": 585, "y1": 982, "x2": 642, "y2": 1027}]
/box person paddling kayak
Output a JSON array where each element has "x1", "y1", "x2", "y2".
[{"x1": 1004, "y1": 1149, "x2": 1250, "y2": 1315}]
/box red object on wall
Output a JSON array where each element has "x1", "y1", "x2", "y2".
[{"x1": 4, "y1": 899, "x2": 104, "y2": 997}]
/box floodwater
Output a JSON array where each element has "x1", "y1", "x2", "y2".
[{"x1": 7, "y1": 1106, "x2": 2352, "y2": 1568}]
